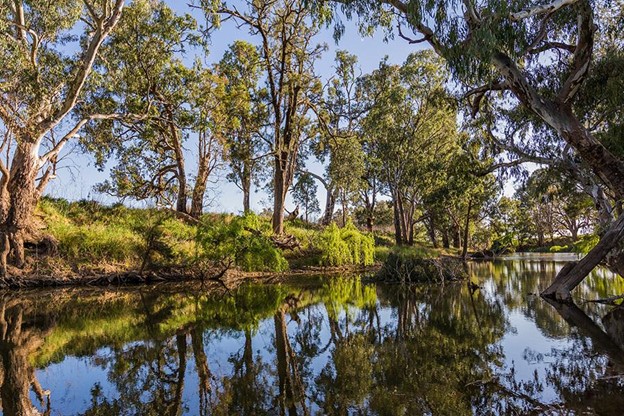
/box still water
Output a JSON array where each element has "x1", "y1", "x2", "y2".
[{"x1": 1, "y1": 253, "x2": 624, "y2": 415}]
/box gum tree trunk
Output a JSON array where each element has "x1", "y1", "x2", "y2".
[
  {"x1": 461, "y1": 199, "x2": 473, "y2": 260},
  {"x1": 242, "y1": 169, "x2": 251, "y2": 213},
  {"x1": 272, "y1": 153, "x2": 288, "y2": 235},
  {"x1": 542, "y1": 214, "x2": 624, "y2": 302},
  {"x1": 190, "y1": 163, "x2": 209, "y2": 219},
  {"x1": 4, "y1": 142, "x2": 40, "y2": 269}
]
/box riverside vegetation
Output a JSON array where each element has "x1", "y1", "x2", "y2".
[
  {"x1": 7, "y1": 196, "x2": 477, "y2": 287},
  {"x1": 0, "y1": 1, "x2": 622, "y2": 300},
  {"x1": 14, "y1": 197, "x2": 377, "y2": 285}
]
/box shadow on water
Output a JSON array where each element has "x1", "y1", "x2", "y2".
[{"x1": 0, "y1": 255, "x2": 623, "y2": 415}]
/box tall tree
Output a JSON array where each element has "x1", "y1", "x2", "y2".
[
  {"x1": 204, "y1": 0, "x2": 328, "y2": 234},
  {"x1": 218, "y1": 41, "x2": 267, "y2": 213},
  {"x1": 361, "y1": 52, "x2": 459, "y2": 245},
  {"x1": 292, "y1": 172, "x2": 321, "y2": 223},
  {"x1": 0, "y1": 0, "x2": 125, "y2": 275},
  {"x1": 90, "y1": 1, "x2": 224, "y2": 217},
  {"x1": 313, "y1": 51, "x2": 366, "y2": 226}
]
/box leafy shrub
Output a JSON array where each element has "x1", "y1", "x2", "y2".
[
  {"x1": 377, "y1": 251, "x2": 467, "y2": 283},
  {"x1": 573, "y1": 234, "x2": 599, "y2": 254},
  {"x1": 549, "y1": 245, "x2": 570, "y2": 253},
  {"x1": 316, "y1": 221, "x2": 375, "y2": 267},
  {"x1": 491, "y1": 232, "x2": 518, "y2": 254},
  {"x1": 196, "y1": 213, "x2": 288, "y2": 272}
]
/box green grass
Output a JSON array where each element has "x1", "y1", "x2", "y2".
[
  {"x1": 37, "y1": 198, "x2": 381, "y2": 273},
  {"x1": 39, "y1": 197, "x2": 202, "y2": 269},
  {"x1": 40, "y1": 198, "x2": 489, "y2": 274}
]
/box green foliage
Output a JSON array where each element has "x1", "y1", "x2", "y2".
[
  {"x1": 573, "y1": 234, "x2": 600, "y2": 254},
  {"x1": 377, "y1": 249, "x2": 467, "y2": 283},
  {"x1": 196, "y1": 213, "x2": 288, "y2": 272},
  {"x1": 39, "y1": 198, "x2": 143, "y2": 264},
  {"x1": 292, "y1": 173, "x2": 321, "y2": 222},
  {"x1": 491, "y1": 232, "x2": 518, "y2": 255},
  {"x1": 316, "y1": 222, "x2": 375, "y2": 267},
  {"x1": 38, "y1": 197, "x2": 198, "y2": 267}
]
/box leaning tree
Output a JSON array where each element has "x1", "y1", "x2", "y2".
[{"x1": 320, "y1": 0, "x2": 624, "y2": 301}]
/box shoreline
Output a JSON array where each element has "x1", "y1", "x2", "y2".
[{"x1": 0, "y1": 264, "x2": 382, "y2": 290}]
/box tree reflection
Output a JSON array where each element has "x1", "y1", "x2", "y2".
[
  {"x1": 0, "y1": 300, "x2": 51, "y2": 416},
  {"x1": 1, "y1": 261, "x2": 624, "y2": 415}
]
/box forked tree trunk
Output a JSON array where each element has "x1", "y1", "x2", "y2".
[{"x1": 542, "y1": 214, "x2": 624, "y2": 302}]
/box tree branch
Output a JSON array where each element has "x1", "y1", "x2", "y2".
[
  {"x1": 39, "y1": 112, "x2": 145, "y2": 165},
  {"x1": 510, "y1": 0, "x2": 580, "y2": 21},
  {"x1": 557, "y1": 0, "x2": 594, "y2": 103},
  {"x1": 40, "y1": 0, "x2": 125, "y2": 136}
]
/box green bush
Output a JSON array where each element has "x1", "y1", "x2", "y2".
[
  {"x1": 196, "y1": 213, "x2": 288, "y2": 272},
  {"x1": 316, "y1": 221, "x2": 375, "y2": 267},
  {"x1": 377, "y1": 251, "x2": 467, "y2": 283},
  {"x1": 491, "y1": 232, "x2": 518, "y2": 254},
  {"x1": 549, "y1": 245, "x2": 570, "y2": 253},
  {"x1": 573, "y1": 234, "x2": 599, "y2": 254}
]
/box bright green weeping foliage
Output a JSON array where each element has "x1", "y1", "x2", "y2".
[
  {"x1": 196, "y1": 213, "x2": 288, "y2": 272},
  {"x1": 317, "y1": 222, "x2": 375, "y2": 266}
]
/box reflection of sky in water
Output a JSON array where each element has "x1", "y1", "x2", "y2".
[
  {"x1": 18, "y1": 256, "x2": 624, "y2": 415},
  {"x1": 501, "y1": 309, "x2": 572, "y2": 403}
]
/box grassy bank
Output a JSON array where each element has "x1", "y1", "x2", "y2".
[{"x1": 20, "y1": 198, "x2": 377, "y2": 282}]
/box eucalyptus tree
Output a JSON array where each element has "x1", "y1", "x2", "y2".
[
  {"x1": 90, "y1": 1, "x2": 224, "y2": 218},
  {"x1": 203, "y1": 0, "x2": 328, "y2": 235},
  {"x1": 292, "y1": 172, "x2": 321, "y2": 223},
  {"x1": 361, "y1": 52, "x2": 459, "y2": 245},
  {"x1": 320, "y1": 0, "x2": 624, "y2": 300},
  {"x1": 313, "y1": 51, "x2": 366, "y2": 226},
  {"x1": 518, "y1": 168, "x2": 596, "y2": 242},
  {"x1": 218, "y1": 41, "x2": 268, "y2": 213},
  {"x1": 0, "y1": 0, "x2": 126, "y2": 275}
]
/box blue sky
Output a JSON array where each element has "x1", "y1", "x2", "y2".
[{"x1": 45, "y1": 2, "x2": 427, "y2": 214}]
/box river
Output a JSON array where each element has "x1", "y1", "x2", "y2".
[{"x1": 1, "y1": 253, "x2": 623, "y2": 415}]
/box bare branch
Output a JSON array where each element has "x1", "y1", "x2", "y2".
[
  {"x1": 39, "y1": 112, "x2": 146, "y2": 165},
  {"x1": 511, "y1": 0, "x2": 580, "y2": 21},
  {"x1": 462, "y1": 0, "x2": 481, "y2": 24},
  {"x1": 397, "y1": 24, "x2": 428, "y2": 44},
  {"x1": 528, "y1": 41, "x2": 575, "y2": 55},
  {"x1": 382, "y1": 0, "x2": 447, "y2": 55},
  {"x1": 463, "y1": 81, "x2": 509, "y2": 117}
]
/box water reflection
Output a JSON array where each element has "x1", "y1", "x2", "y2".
[{"x1": 0, "y1": 256, "x2": 623, "y2": 415}]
